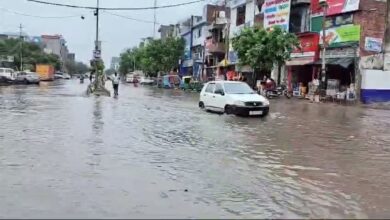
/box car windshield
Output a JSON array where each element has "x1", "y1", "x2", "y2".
[{"x1": 224, "y1": 83, "x2": 255, "y2": 94}]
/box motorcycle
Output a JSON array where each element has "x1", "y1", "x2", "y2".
[
  {"x1": 262, "y1": 84, "x2": 292, "y2": 99},
  {"x1": 80, "y1": 77, "x2": 84, "y2": 84}
]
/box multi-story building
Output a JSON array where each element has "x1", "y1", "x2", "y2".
[
  {"x1": 41, "y1": 35, "x2": 69, "y2": 62},
  {"x1": 204, "y1": 4, "x2": 231, "y2": 79},
  {"x1": 158, "y1": 24, "x2": 180, "y2": 40},
  {"x1": 67, "y1": 53, "x2": 75, "y2": 63},
  {"x1": 110, "y1": 57, "x2": 121, "y2": 71}
]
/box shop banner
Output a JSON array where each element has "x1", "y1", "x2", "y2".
[
  {"x1": 291, "y1": 34, "x2": 320, "y2": 58},
  {"x1": 321, "y1": 25, "x2": 361, "y2": 46},
  {"x1": 263, "y1": 0, "x2": 291, "y2": 31},
  {"x1": 311, "y1": 0, "x2": 360, "y2": 16},
  {"x1": 365, "y1": 37, "x2": 383, "y2": 52}
]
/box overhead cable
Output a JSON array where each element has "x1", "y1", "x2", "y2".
[{"x1": 26, "y1": 0, "x2": 205, "y2": 11}]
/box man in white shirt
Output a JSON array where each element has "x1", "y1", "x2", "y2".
[{"x1": 112, "y1": 72, "x2": 120, "y2": 96}]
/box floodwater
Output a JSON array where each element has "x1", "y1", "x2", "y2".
[{"x1": 1, "y1": 80, "x2": 390, "y2": 218}]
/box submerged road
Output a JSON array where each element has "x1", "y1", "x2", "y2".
[{"x1": 1, "y1": 80, "x2": 390, "y2": 218}]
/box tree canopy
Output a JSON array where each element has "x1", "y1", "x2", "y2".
[
  {"x1": 232, "y1": 26, "x2": 299, "y2": 73},
  {"x1": 64, "y1": 60, "x2": 89, "y2": 75},
  {"x1": 0, "y1": 38, "x2": 61, "y2": 71},
  {"x1": 120, "y1": 37, "x2": 185, "y2": 77}
]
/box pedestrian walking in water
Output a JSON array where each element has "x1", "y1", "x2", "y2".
[{"x1": 111, "y1": 72, "x2": 120, "y2": 97}]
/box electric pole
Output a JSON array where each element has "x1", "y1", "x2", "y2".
[
  {"x1": 19, "y1": 24, "x2": 23, "y2": 71},
  {"x1": 95, "y1": 0, "x2": 100, "y2": 51},
  {"x1": 153, "y1": 0, "x2": 157, "y2": 38}
]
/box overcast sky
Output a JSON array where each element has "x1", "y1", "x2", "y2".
[{"x1": 0, "y1": 0, "x2": 212, "y2": 65}]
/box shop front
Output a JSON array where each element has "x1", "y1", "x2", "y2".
[
  {"x1": 319, "y1": 24, "x2": 361, "y2": 100},
  {"x1": 286, "y1": 33, "x2": 320, "y2": 97}
]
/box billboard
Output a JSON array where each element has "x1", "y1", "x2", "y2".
[
  {"x1": 320, "y1": 25, "x2": 361, "y2": 46},
  {"x1": 311, "y1": 0, "x2": 360, "y2": 16},
  {"x1": 263, "y1": 0, "x2": 291, "y2": 31}
]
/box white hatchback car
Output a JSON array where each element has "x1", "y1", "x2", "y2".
[{"x1": 199, "y1": 81, "x2": 270, "y2": 117}]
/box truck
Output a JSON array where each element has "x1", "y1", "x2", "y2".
[{"x1": 36, "y1": 64, "x2": 54, "y2": 81}]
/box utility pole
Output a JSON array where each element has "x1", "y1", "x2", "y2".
[
  {"x1": 320, "y1": 1, "x2": 328, "y2": 91},
  {"x1": 95, "y1": 0, "x2": 100, "y2": 51},
  {"x1": 153, "y1": 0, "x2": 157, "y2": 38},
  {"x1": 19, "y1": 24, "x2": 23, "y2": 71},
  {"x1": 224, "y1": 0, "x2": 230, "y2": 65}
]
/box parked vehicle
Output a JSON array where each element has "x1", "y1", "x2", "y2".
[
  {"x1": 199, "y1": 81, "x2": 270, "y2": 117},
  {"x1": 140, "y1": 77, "x2": 154, "y2": 85},
  {"x1": 158, "y1": 75, "x2": 181, "y2": 89},
  {"x1": 15, "y1": 71, "x2": 40, "y2": 84},
  {"x1": 0, "y1": 68, "x2": 16, "y2": 83},
  {"x1": 54, "y1": 72, "x2": 71, "y2": 80},
  {"x1": 36, "y1": 64, "x2": 54, "y2": 81},
  {"x1": 262, "y1": 84, "x2": 292, "y2": 99}
]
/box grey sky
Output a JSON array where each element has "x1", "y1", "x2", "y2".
[{"x1": 0, "y1": 0, "x2": 210, "y2": 65}]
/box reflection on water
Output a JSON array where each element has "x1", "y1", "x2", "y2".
[{"x1": 0, "y1": 80, "x2": 390, "y2": 218}]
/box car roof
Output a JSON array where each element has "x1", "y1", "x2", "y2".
[{"x1": 207, "y1": 81, "x2": 245, "y2": 84}]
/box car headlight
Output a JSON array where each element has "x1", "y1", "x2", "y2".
[
  {"x1": 263, "y1": 99, "x2": 270, "y2": 106},
  {"x1": 234, "y1": 100, "x2": 246, "y2": 106}
]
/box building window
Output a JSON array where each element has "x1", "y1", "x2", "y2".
[
  {"x1": 198, "y1": 29, "x2": 202, "y2": 38},
  {"x1": 236, "y1": 5, "x2": 246, "y2": 26}
]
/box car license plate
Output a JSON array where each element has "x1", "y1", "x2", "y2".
[{"x1": 249, "y1": 111, "x2": 263, "y2": 115}]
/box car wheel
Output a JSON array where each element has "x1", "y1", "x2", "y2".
[
  {"x1": 225, "y1": 105, "x2": 233, "y2": 115},
  {"x1": 199, "y1": 101, "x2": 205, "y2": 109},
  {"x1": 24, "y1": 79, "x2": 28, "y2": 84}
]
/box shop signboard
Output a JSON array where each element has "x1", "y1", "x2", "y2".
[
  {"x1": 365, "y1": 37, "x2": 383, "y2": 53},
  {"x1": 311, "y1": 0, "x2": 360, "y2": 16},
  {"x1": 263, "y1": 0, "x2": 291, "y2": 31},
  {"x1": 320, "y1": 25, "x2": 361, "y2": 46},
  {"x1": 291, "y1": 34, "x2": 320, "y2": 58},
  {"x1": 320, "y1": 47, "x2": 358, "y2": 58}
]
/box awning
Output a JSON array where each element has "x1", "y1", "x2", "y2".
[
  {"x1": 218, "y1": 59, "x2": 230, "y2": 67},
  {"x1": 286, "y1": 57, "x2": 315, "y2": 66},
  {"x1": 313, "y1": 57, "x2": 354, "y2": 68}
]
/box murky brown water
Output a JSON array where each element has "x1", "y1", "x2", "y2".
[{"x1": 1, "y1": 80, "x2": 390, "y2": 218}]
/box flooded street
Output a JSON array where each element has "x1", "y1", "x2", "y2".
[{"x1": 1, "y1": 80, "x2": 390, "y2": 218}]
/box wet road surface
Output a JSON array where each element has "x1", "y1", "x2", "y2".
[{"x1": 1, "y1": 80, "x2": 390, "y2": 218}]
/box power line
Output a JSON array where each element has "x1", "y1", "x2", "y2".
[
  {"x1": 103, "y1": 11, "x2": 159, "y2": 25},
  {"x1": 0, "y1": 7, "x2": 82, "y2": 19},
  {"x1": 26, "y1": 0, "x2": 205, "y2": 11}
]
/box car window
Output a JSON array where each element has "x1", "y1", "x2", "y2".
[
  {"x1": 224, "y1": 83, "x2": 255, "y2": 94},
  {"x1": 214, "y1": 83, "x2": 224, "y2": 94},
  {"x1": 205, "y1": 83, "x2": 215, "y2": 93},
  {"x1": 0, "y1": 69, "x2": 4, "y2": 73}
]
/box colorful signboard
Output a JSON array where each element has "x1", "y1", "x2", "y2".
[
  {"x1": 311, "y1": 0, "x2": 360, "y2": 16},
  {"x1": 321, "y1": 25, "x2": 361, "y2": 46},
  {"x1": 287, "y1": 33, "x2": 320, "y2": 66},
  {"x1": 365, "y1": 37, "x2": 383, "y2": 52},
  {"x1": 263, "y1": 0, "x2": 291, "y2": 31}
]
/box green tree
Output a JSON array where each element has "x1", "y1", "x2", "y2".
[
  {"x1": 232, "y1": 26, "x2": 299, "y2": 84},
  {"x1": 0, "y1": 38, "x2": 62, "y2": 71},
  {"x1": 119, "y1": 37, "x2": 184, "y2": 77},
  {"x1": 65, "y1": 60, "x2": 89, "y2": 75}
]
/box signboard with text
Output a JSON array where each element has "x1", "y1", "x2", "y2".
[
  {"x1": 311, "y1": 0, "x2": 360, "y2": 16},
  {"x1": 365, "y1": 37, "x2": 383, "y2": 52},
  {"x1": 320, "y1": 25, "x2": 361, "y2": 46},
  {"x1": 263, "y1": 0, "x2": 291, "y2": 31}
]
